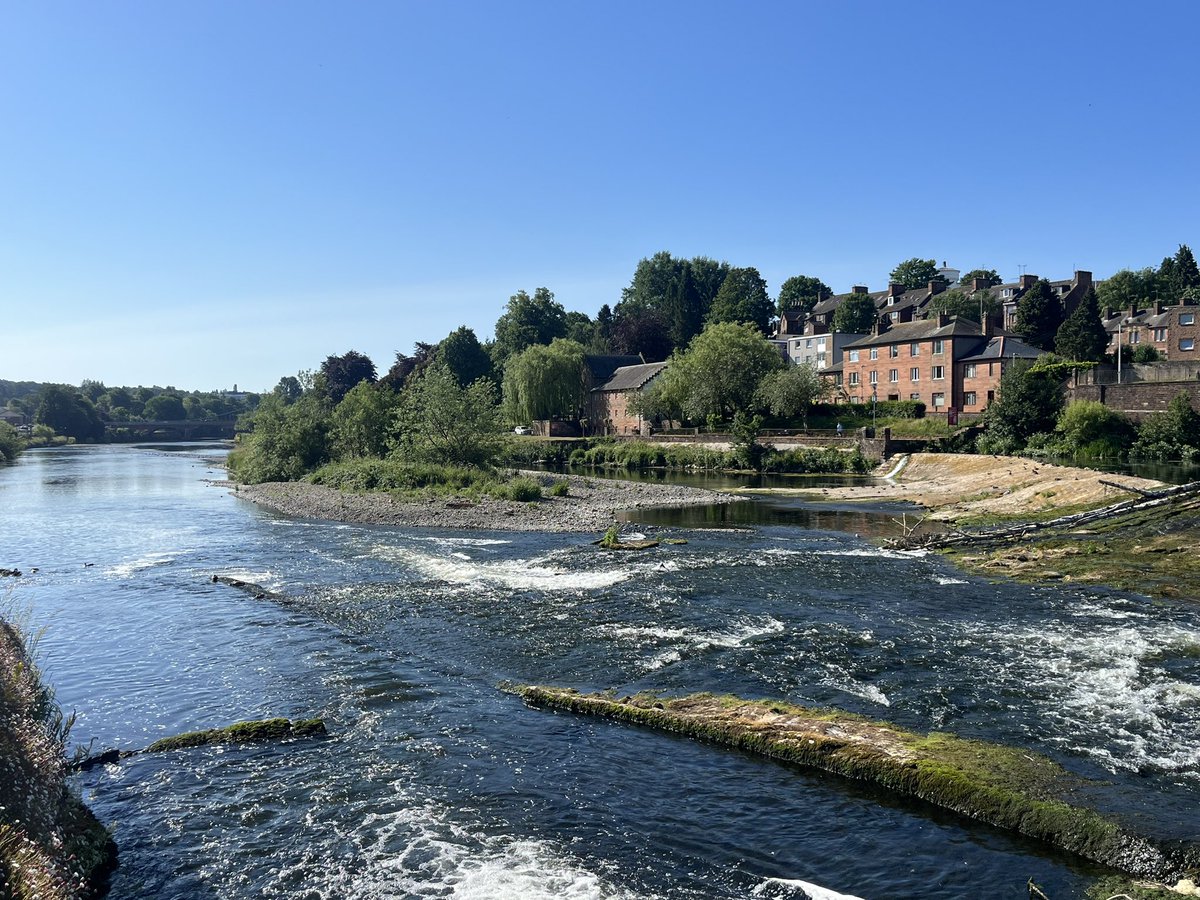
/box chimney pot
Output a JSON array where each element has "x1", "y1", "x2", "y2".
[
  {"x1": 852, "y1": 285, "x2": 869, "y2": 294},
  {"x1": 888, "y1": 282, "x2": 905, "y2": 298},
  {"x1": 928, "y1": 280, "x2": 945, "y2": 295}
]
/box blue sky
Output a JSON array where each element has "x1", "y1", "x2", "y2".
[{"x1": 3, "y1": 2, "x2": 1197, "y2": 391}]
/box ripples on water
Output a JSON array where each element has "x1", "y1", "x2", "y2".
[{"x1": 3, "y1": 446, "x2": 1199, "y2": 898}]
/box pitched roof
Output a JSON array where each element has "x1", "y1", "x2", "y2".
[
  {"x1": 585, "y1": 355, "x2": 642, "y2": 384},
  {"x1": 958, "y1": 335, "x2": 1043, "y2": 362},
  {"x1": 843, "y1": 317, "x2": 987, "y2": 348},
  {"x1": 593, "y1": 361, "x2": 668, "y2": 393}
]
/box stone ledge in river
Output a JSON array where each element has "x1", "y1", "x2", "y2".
[
  {"x1": 145, "y1": 717, "x2": 327, "y2": 753},
  {"x1": 210, "y1": 574, "x2": 280, "y2": 599},
  {"x1": 510, "y1": 686, "x2": 1200, "y2": 883}
]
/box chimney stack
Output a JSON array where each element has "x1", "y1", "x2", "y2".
[
  {"x1": 937, "y1": 312, "x2": 951, "y2": 327},
  {"x1": 1019, "y1": 274, "x2": 1038, "y2": 291},
  {"x1": 888, "y1": 282, "x2": 906, "y2": 298},
  {"x1": 971, "y1": 277, "x2": 990, "y2": 292},
  {"x1": 928, "y1": 280, "x2": 946, "y2": 296},
  {"x1": 851, "y1": 285, "x2": 869, "y2": 295}
]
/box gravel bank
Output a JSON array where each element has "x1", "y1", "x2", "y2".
[{"x1": 230, "y1": 471, "x2": 741, "y2": 533}]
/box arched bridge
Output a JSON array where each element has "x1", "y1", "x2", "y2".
[{"x1": 105, "y1": 419, "x2": 237, "y2": 441}]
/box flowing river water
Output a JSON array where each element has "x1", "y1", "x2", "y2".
[{"x1": 3, "y1": 445, "x2": 1199, "y2": 899}]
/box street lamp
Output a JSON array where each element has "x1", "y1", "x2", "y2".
[
  {"x1": 1116, "y1": 318, "x2": 1125, "y2": 383},
  {"x1": 871, "y1": 388, "x2": 878, "y2": 433}
]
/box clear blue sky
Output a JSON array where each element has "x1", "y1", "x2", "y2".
[{"x1": 3, "y1": 2, "x2": 1196, "y2": 391}]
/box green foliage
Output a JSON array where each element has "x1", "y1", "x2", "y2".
[
  {"x1": 1014, "y1": 279, "x2": 1064, "y2": 351},
  {"x1": 548, "y1": 479, "x2": 570, "y2": 497},
  {"x1": 611, "y1": 305, "x2": 673, "y2": 361},
  {"x1": 1159, "y1": 243, "x2": 1200, "y2": 300},
  {"x1": 328, "y1": 381, "x2": 397, "y2": 460},
  {"x1": 619, "y1": 252, "x2": 730, "y2": 351},
  {"x1": 831, "y1": 293, "x2": 877, "y2": 333},
  {"x1": 273, "y1": 376, "x2": 303, "y2": 403},
  {"x1": 777, "y1": 275, "x2": 831, "y2": 315},
  {"x1": 145, "y1": 718, "x2": 326, "y2": 753},
  {"x1": 438, "y1": 325, "x2": 493, "y2": 386},
  {"x1": 34, "y1": 385, "x2": 104, "y2": 442},
  {"x1": 228, "y1": 393, "x2": 331, "y2": 483},
  {"x1": 925, "y1": 288, "x2": 998, "y2": 324},
  {"x1": 504, "y1": 476, "x2": 543, "y2": 501},
  {"x1": 729, "y1": 411, "x2": 765, "y2": 469},
  {"x1": 318, "y1": 350, "x2": 377, "y2": 404},
  {"x1": 755, "y1": 363, "x2": 830, "y2": 426},
  {"x1": 1132, "y1": 344, "x2": 1160, "y2": 363},
  {"x1": 569, "y1": 439, "x2": 868, "y2": 474},
  {"x1": 1054, "y1": 285, "x2": 1108, "y2": 362},
  {"x1": 141, "y1": 392, "x2": 186, "y2": 420},
  {"x1": 502, "y1": 339, "x2": 587, "y2": 424},
  {"x1": 1039, "y1": 401, "x2": 1135, "y2": 458},
  {"x1": 652, "y1": 322, "x2": 785, "y2": 421},
  {"x1": 888, "y1": 257, "x2": 943, "y2": 290},
  {"x1": 958, "y1": 268, "x2": 1002, "y2": 288},
  {"x1": 1097, "y1": 267, "x2": 1158, "y2": 311},
  {"x1": 394, "y1": 365, "x2": 503, "y2": 467},
  {"x1": 309, "y1": 457, "x2": 545, "y2": 501},
  {"x1": 1131, "y1": 392, "x2": 1200, "y2": 460},
  {"x1": 491, "y1": 287, "x2": 568, "y2": 367},
  {"x1": 0, "y1": 422, "x2": 22, "y2": 462},
  {"x1": 381, "y1": 343, "x2": 437, "y2": 392},
  {"x1": 706, "y1": 266, "x2": 774, "y2": 335},
  {"x1": 599, "y1": 524, "x2": 622, "y2": 548},
  {"x1": 977, "y1": 361, "x2": 1065, "y2": 455}
]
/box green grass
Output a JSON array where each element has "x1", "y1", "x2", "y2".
[
  {"x1": 569, "y1": 441, "x2": 870, "y2": 474},
  {"x1": 307, "y1": 458, "x2": 543, "y2": 501},
  {"x1": 145, "y1": 717, "x2": 327, "y2": 753}
]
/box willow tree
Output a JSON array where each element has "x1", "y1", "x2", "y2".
[{"x1": 502, "y1": 338, "x2": 587, "y2": 423}]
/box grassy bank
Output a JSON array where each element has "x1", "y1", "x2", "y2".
[
  {"x1": 306, "y1": 458, "x2": 553, "y2": 502},
  {"x1": 511, "y1": 686, "x2": 1200, "y2": 882},
  {"x1": 0, "y1": 614, "x2": 115, "y2": 898},
  {"x1": 567, "y1": 440, "x2": 871, "y2": 474}
]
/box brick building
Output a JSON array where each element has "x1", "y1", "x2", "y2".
[
  {"x1": 827, "y1": 315, "x2": 1041, "y2": 415},
  {"x1": 1103, "y1": 300, "x2": 1200, "y2": 361},
  {"x1": 589, "y1": 362, "x2": 669, "y2": 435}
]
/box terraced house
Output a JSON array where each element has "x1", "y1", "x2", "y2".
[
  {"x1": 827, "y1": 314, "x2": 1041, "y2": 415},
  {"x1": 1103, "y1": 300, "x2": 1200, "y2": 360}
]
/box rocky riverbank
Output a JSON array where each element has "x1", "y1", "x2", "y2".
[{"x1": 230, "y1": 471, "x2": 741, "y2": 532}]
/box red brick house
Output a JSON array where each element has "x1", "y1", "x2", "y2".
[
  {"x1": 1103, "y1": 300, "x2": 1200, "y2": 361},
  {"x1": 827, "y1": 315, "x2": 1042, "y2": 415},
  {"x1": 589, "y1": 362, "x2": 669, "y2": 435}
]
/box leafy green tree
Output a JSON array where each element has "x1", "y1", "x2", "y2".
[
  {"x1": 0, "y1": 421, "x2": 22, "y2": 462},
  {"x1": 438, "y1": 326, "x2": 493, "y2": 386},
  {"x1": 754, "y1": 362, "x2": 830, "y2": 426},
  {"x1": 706, "y1": 267, "x2": 774, "y2": 334},
  {"x1": 1054, "y1": 286, "x2": 1108, "y2": 362},
  {"x1": 491, "y1": 287, "x2": 568, "y2": 367},
  {"x1": 35, "y1": 385, "x2": 104, "y2": 442},
  {"x1": 619, "y1": 252, "x2": 730, "y2": 350},
  {"x1": 273, "y1": 376, "x2": 303, "y2": 403},
  {"x1": 925, "y1": 288, "x2": 998, "y2": 323},
  {"x1": 889, "y1": 258, "x2": 942, "y2": 290},
  {"x1": 502, "y1": 338, "x2": 587, "y2": 423},
  {"x1": 329, "y1": 381, "x2": 398, "y2": 460},
  {"x1": 79, "y1": 379, "x2": 107, "y2": 402},
  {"x1": 832, "y1": 293, "x2": 877, "y2": 333},
  {"x1": 392, "y1": 365, "x2": 503, "y2": 467},
  {"x1": 319, "y1": 350, "x2": 377, "y2": 404},
  {"x1": 650, "y1": 322, "x2": 784, "y2": 421},
  {"x1": 1014, "y1": 279, "x2": 1064, "y2": 351},
  {"x1": 1159, "y1": 244, "x2": 1200, "y2": 301},
  {"x1": 1097, "y1": 268, "x2": 1158, "y2": 312},
  {"x1": 958, "y1": 268, "x2": 1002, "y2": 288},
  {"x1": 381, "y1": 343, "x2": 436, "y2": 392},
  {"x1": 228, "y1": 393, "x2": 330, "y2": 483},
  {"x1": 1131, "y1": 392, "x2": 1200, "y2": 460},
  {"x1": 977, "y1": 361, "x2": 1065, "y2": 455},
  {"x1": 611, "y1": 306, "x2": 673, "y2": 361},
  {"x1": 1049, "y1": 401, "x2": 1135, "y2": 458},
  {"x1": 142, "y1": 393, "x2": 186, "y2": 420},
  {"x1": 777, "y1": 275, "x2": 831, "y2": 316},
  {"x1": 1132, "y1": 344, "x2": 1161, "y2": 363}
]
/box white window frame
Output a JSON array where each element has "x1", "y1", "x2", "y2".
[
  {"x1": 1181, "y1": 338, "x2": 1196, "y2": 351},
  {"x1": 964, "y1": 363, "x2": 976, "y2": 378},
  {"x1": 932, "y1": 365, "x2": 945, "y2": 380},
  {"x1": 889, "y1": 369, "x2": 898, "y2": 383},
  {"x1": 932, "y1": 339, "x2": 945, "y2": 354},
  {"x1": 910, "y1": 367, "x2": 920, "y2": 382}
]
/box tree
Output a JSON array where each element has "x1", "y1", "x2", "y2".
[
  {"x1": 438, "y1": 326, "x2": 493, "y2": 387},
  {"x1": 889, "y1": 258, "x2": 943, "y2": 290},
  {"x1": 329, "y1": 381, "x2": 397, "y2": 460},
  {"x1": 777, "y1": 275, "x2": 832, "y2": 316},
  {"x1": 611, "y1": 306, "x2": 674, "y2": 361},
  {"x1": 1132, "y1": 392, "x2": 1200, "y2": 460},
  {"x1": 977, "y1": 361, "x2": 1064, "y2": 455},
  {"x1": 1159, "y1": 244, "x2": 1200, "y2": 301},
  {"x1": 650, "y1": 322, "x2": 784, "y2": 421},
  {"x1": 1053, "y1": 286, "x2": 1108, "y2": 362},
  {"x1": 958, "y1": 269, "x2": 1002, "y2": 288},
  {"x1": 319, "y1": 350, "x2": 377, "y2": 404},
  {"x1": 0, "y1": 421, "x2": 22, "y2": 463},
  {"x1": 393, "y1": 365, "x2": 503, "y2": 467},
  {"x1": 1097, "y1": 268, "x2": 1157, "y2": 312},
  {"x1": 381, "y1": 343, "x2": 436, "y2": 392},
  {"x1": 273, "y1": 376, "x2": 303, "y2": 403},
  {"x1": 1051, "y1": 400, "x2": 1135, "y2": 458},
  {"x1": 832, "y1": 293, "x2": 877, "y2": 333},
  {"x1": 618, "y1": 252, "x2": 730, "y2": 350},
  {"x1": 925, "y1": 288, "x2": 998, "y2": 323},
  {"x1": 502, "y1": 338, "x2": 588, "y2": 423},
  {"x1": 35, "y1": 385, "x2": 104, "y2": 442},
  {"x1": 142, "y1": 393, "x2": 186, "y2": 420},
  {"x1": 754, "y1": 363, "x2": 830, "y2": 426},
  {"x1": 706, "y1": 267, "x2": 774, "y2": 334},
  {"x1": 491, "y1": 287, "x2": 568, "y2": 367},
  {"x1": 228, "y1": 393, "x2": 329, "y2": 483},
  {"x1": 1014, "y1": 279, "x2": 1063, "y2": 351}
]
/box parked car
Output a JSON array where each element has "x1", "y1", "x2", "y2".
[{"x1": 513, "y1": 425, "x2": 532, "y2": 435}]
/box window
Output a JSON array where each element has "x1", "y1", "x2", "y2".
[
  {"x1": 816, "y1": 353, "x2": 827, "y2": 367},
  {"x1": 805, "y1": 339, "x2": 813, "y2": 348},
  {"x1": 889, "y1": 369, "x2": 898, "y2": 383},
  {"x1": 964, "y1": 363, "x2": 976, "y2": 378},
  {"x1": 889, "y1": 345, "x2": 899, "y2": 358},
  {"x1": 817, "y1": 337, "x2": 826, "y2": 348},
  {"x1": 910, "y1": 367, "x2": 920, "y2": 382},
  {"x1": 848, "y1": 350, "x2": 859, "y2": 362},
  {"x1": 932, "y1": 365, "x2": 945, "y2": 380},
  {"x1": 869, "y1": 347, "x2": 878, "y2": 360},
  {"x1": 1154, "y1": 328, "x2": 1167, "y2": 341},
  {"x1": 1131, "y1": 331, "x2": 1140, "y2": 344},
  {"x1": 910, "y1": 392, "x2": 921, "y2": 401},
  {"x1": 1182, "y1": 313, "x2": 1195, "y2": 325},
  {"x1": 869, "y1": 370, "x2": 878, "y2": 384},
  {"x1": 988, "y1": 363, "x2": 994, "y2": 376},
  {"x1": 932, "y1": 392, "x2": 946, "y2": 408},
  {"x1": 932, "y1": 339, "x2": 945, "y2": 354},
  {"x1": 849, "y1": 372, "x2": 860, "y2": 385},
  {"x1": 1002, "y1": 288, "x2": 1013, "y2": 297},
  {"x1": 834, "y1": 373, "x2": 843, "y2": 386},
  {"x1": 1182, "y1": 338, "x2": 1196, "y2": 351},
  {"x1": 910, "y1": 343, "x2": 920, "y2": 356},
  {"x1": 964, "y1": 391, "x2": 977, "y2": 406}
]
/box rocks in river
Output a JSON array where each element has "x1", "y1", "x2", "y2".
[
  {"x1": 0, "y1": 567, "x2": 21, "y2": 577},
  {"x1": 145, "y1": 717, "x2": 328, "y2": 753},
  {"x1": 210, "y1": 574, "x2": 280, "y2": 600}
]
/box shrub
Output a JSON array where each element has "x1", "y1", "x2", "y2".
[
  {"x1": 0, "y1": 421, "x2": 22, "y2": 462},
  {"x1": 549, "y1": 480, "x2": 570, "y2": 497},
  {"x1": 1048, "y1": 401, "x2": 1135, "y2": 459},
  {"x1": 505, "y1": 477, "x2": 543, "y2": 501},
  {"x1": 1131, "y1": 392, "x2": 1200, "y2": 460}
]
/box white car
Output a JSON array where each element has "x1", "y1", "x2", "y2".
[{"x1": 513, "y1": 425, "x2": 532, "y2": 435}]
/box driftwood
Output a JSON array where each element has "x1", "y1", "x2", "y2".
[{"x1": 887, "y1": 480, "x2": 1200, "y2": 551}]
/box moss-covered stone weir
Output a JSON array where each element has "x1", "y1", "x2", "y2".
[
  {"x1": 144, "y1": 717, "x2": 327, "y2": 753},
  {"x1": 511, "y1": 686, "x2": 1200, "y2": 882}
]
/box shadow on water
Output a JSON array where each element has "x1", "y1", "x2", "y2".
[{"x1": 1039, "y1": 455, "x2": 1200, "y2": 485}]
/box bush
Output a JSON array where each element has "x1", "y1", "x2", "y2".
[
  {"x1": 549, "y1": 480, "x2": 570, "y2": 497},
  {"x1": 0, "y1": 421, "x2": 22, "y2": 462},
  {"x1": 1131, "y1": 392, "x2": 1200, "y2": 460},
  {"x1": 1047, "y1": 401, "x2": 1135, "y2": 459},
  {"x1": 505, "y1": 477, "x2": 543, "y2": 501}
]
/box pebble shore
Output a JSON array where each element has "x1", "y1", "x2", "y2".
[{"x1": 230, "y1": 471, "x2": 741, "y2": 533}]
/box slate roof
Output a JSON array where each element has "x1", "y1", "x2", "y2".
[
  {"x1": 593, "y1": 362, "x2": 668, "y2": 393},
  {"x1": 958, "y1": 335, "x2": 1043, "y2": 362},
  {"x1": 843, "y1": 317, "x2": 988, "y2": 349},
  {"x1": 585, "y1": 355, "x2": 642, "y2": 385}
]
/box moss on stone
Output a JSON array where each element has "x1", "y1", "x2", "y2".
[
  {"x1": 145, "y1": 717, "x2": 326, "y2": 753},
  {"x1": 510, "y1": 685, "x2": 1199, "y2": 881}
]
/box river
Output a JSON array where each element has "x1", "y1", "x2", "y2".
[{"x1": 2, "y1": 444, "x2": 1198, "y2": 899}]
